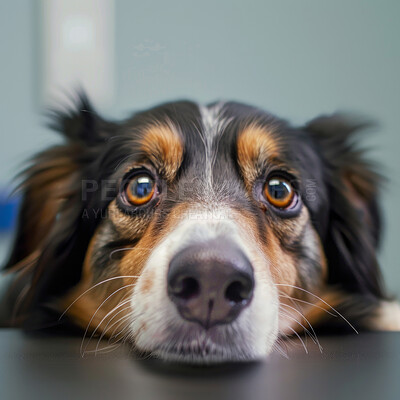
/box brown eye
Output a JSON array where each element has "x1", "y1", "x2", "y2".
[
  {"x1": 126, "y1": 174, "x2": 155, "y2": 206},
  {"x1": 264, "y1": 177, "x2": 294, "y2": 209}
]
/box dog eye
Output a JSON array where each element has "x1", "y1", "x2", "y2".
[
  {"x1": 263, "y1": 177, "x2": 295, "y2": 209},
  {"x1": 125, "y1": 173, "x2": 156, "y2": 206}
]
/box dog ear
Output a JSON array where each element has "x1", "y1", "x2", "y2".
[
  {"x1": 305, "y1": 114, "x2": 387, "y2": 300},
  {"x1": 3, "y1": 93, "x2": 117, "y2": 325},
  {"x1": 5, "y1": 93, "x2": 105, "y2": 268}
]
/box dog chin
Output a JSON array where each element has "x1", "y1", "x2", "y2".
[
  {"x1": 137, "y1": 338, "x2": 272, "y2": 364},
  {"x1": 151, "y1": 345, "x2": 261, "y2": 364},
  {"x1": 130, "y1": 315, "x2": 279, "y2": 364}
]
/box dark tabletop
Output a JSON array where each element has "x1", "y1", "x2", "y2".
[{"x1": 0, "y1": 329, "x2": 399, "y2": 400}]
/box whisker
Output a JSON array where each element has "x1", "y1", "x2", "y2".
[
  {"x1": 287, "y1": 326, "x2": 308, "y2": 354},
  {"x1": 109, "y1": 314, "x2": 134, "y2": 341},
  {"x1": 275, "y1": 283, "x2": 358, "y2": 334},
  {"x1": 278, "y1": 293, "x2": 337, "y2": 318},
  {"x1": 278, "y1": 296, "x2": 310, "y2": 350},
  {"x1": 271, "y1": 339, "x2": 289, "y2": 359},
  {"x1": 279, "y1": 309, "x2": 320, "y2": 350},
  {"x1": 109, "y1": 247, "x2": 136, "y2": 260},
  {"x1": 279, "y1": 330, "x2": 305, "y2": 350},
  {"x1": 60, "y1": 275, "x2": 139, "y2": 320},
  {"x1": 280, "y1": 303, "x2": 323, "y2": 352},
  {"x1": 95, "y1": 304, "x2": 133, "y2": 350},
  {"x1": 84, "y1": 342, "x2": 122, "y2": 355},
  {"x1": 100, "y1": 325, "x2": 144, "y2": 356},
  {"x1": 92, "y1": 300, "x2": 133, "y2": 352},
  {"x1": 108, "y1": 245, "x2": 164, "y2": 260},
  {"x1": 90, "y1": 311, "x2": 136, "y2": 355},
  {"x1": 81, "y1": 284, "x2": 135, "y2": 356}
]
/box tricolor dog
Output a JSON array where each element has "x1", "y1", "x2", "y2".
[{"x1": 2, "y1": 94, "x2": 399, "y2": 363}]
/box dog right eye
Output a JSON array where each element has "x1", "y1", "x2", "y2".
[
  {"x1": 263, "y1": 177, "x2": 294, "y2": 209},
  {"x1": 125, "y1": 173, "x2": 156, "y2": 206}
]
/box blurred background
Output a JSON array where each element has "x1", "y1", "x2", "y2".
[{"x1": 0, "y1": 0, "x2": 399, "y2": 295}]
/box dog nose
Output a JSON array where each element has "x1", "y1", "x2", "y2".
[{"x1": 167, "y1": 238, "x2": 254, "y2": 329}]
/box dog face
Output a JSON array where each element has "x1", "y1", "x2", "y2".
[{"x1": 4, "y1": 95, "x2": 397, "y2": 363}]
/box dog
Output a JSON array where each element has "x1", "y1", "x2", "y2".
[{"x1": 1, "y1": 93, "x2": 400, "y2": 363}]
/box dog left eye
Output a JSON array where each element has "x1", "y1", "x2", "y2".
[{"x1": 125, "y1": 173, "x2": 156, "y2": 206}]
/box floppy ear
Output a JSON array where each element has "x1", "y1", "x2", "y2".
[
  {"x1": 2, "y1": 93, "x2": 117, "y2": 326},
  {"x1": 305, "y1": 114, "x2": 387, "y2": 300}
]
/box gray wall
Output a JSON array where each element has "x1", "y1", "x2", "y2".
[{"x1": 1, "y1": 0, "x2": 399, "y2": 294}]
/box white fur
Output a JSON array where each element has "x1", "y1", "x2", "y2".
[
  {"x1": 372, "y1": 301, "x2": 400, "y2": 331},
  {"x1": 198, "y1": 103, "x2": 232, "y2": 192},
  {"x1": 128, "y1": 206, "x2": 279, "y2": 362}
]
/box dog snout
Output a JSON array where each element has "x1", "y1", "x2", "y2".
[{"x1": 167, "y1": 238, "x2": 254, "y2": 329}]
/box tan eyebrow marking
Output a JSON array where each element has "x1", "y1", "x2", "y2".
[
  {"x1": 237, "y1": 123, "x2": 281, "y2": 184},
  {"x1": 138, "y1": 122, "x2": 184, "y2": 181}
]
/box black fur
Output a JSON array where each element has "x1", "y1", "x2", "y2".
[
  {"x1": 1, "y1": 94, "x2": 387, "y2": 329},
  {"x1": 306, "y1": 115, "x2": 385, "y2": 298}
]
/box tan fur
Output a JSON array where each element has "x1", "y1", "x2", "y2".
[
  {"x1": 108, "y1": 200, "x2": 151, "y2": 240},
  {"x1": 61, "y1": 228, "x2": 135, "y2": 337},
  {"x1": 61, "y1": 203, "x2": 190, "y2": 337},
  {"x1": 138, "y1": 123, "x2": 183, "y2": 181},
  {"x1": 267, "y1": 233, "x2": 298, "y2": 294},
  {"x1": 119, "y1": 203, "x2": 189, "y2": 277},
  {"x1": 237, "y1": 123, "x2": 281, "y2": 185}
]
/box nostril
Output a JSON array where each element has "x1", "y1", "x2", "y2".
[
  {"x1": 173, "y1": 277, "x2": 200, "y2": 300},
  {"x1": 225, "y1": 280, "x2": 252, "y2": 304}
]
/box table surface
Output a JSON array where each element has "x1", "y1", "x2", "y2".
[{"x1": 0, "y1": 329, "x2": 399, "y2": 400}]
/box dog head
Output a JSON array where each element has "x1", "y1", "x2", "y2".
[{"x1": 4, "y1": 94, "x2": 391, "y2": 362}]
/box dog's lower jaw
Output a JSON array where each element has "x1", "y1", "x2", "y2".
[
  {"x1": 130, "y1": 320, "x2": 279, "y2": 364},
  {"x1": 128, "y1": 284, "x2": 280, "y2": 364},
  {"x1": 149, "y1": 334, "x2": 277, "y2": 364}
]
